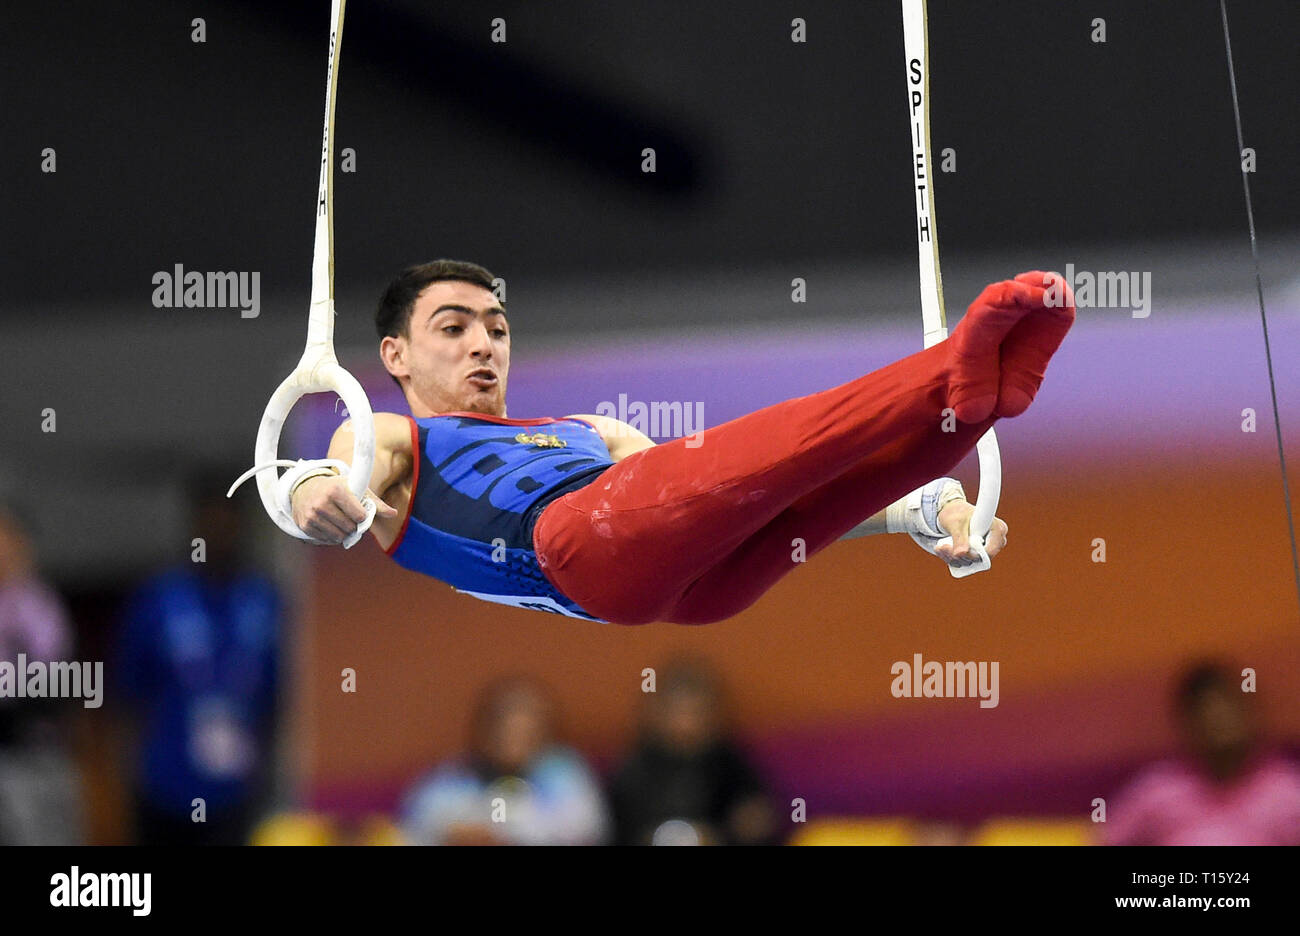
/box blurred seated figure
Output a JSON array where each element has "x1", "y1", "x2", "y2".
[
  {"x1": 610, "y1": 658, "x2": 776, "y2": 845},
  {"x1": 400, "y1": 675, "x2": 609, "y2": 845},
  {"x1": 1105, "y1": 660, "x2": 1300, "y2": 845}
]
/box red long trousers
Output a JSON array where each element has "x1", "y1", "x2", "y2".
[{"x1": 532, "y1": 340, "x2": 995, "y2": 624}]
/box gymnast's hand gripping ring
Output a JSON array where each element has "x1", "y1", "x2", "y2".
[{"x1": 912, "y1": 425, "x2": 1001, "y2": 578}]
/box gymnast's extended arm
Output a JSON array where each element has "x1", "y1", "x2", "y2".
[{"x1": 289, "y1": 413, "x2": 411, "y2": 543}]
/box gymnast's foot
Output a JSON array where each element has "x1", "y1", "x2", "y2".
[{"x1": 946, "y1": 270, "x2": 1075, "y2": 422}]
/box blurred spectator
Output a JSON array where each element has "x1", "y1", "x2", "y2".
[
  {"x1": 1105, "y1": 660, "x2": 1300, "y2": 845},
  {"x1": 401, "y1": 675, "x2": 609, "y2": 845},
  {"x1": 609, "y1": 658, "x2": 776, "y2": 845},
  {"x1": 115, "y1": 471, "x2": 282, "y2": 845},
  {"x1": 0, "y1": 498, "x2": 83, "y2": 844}
]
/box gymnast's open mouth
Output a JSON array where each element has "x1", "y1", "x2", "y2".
[{"x1": 467, "y1": 368, "x2": 498, "y2": 389}]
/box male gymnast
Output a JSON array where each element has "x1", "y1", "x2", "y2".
[{"x1": 287, "y1": 260, "x2": 1074, "y2": 624}]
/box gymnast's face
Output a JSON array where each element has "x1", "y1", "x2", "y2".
[{"x1": 384, "y1": 279, "x2": 510, "y2": 417}]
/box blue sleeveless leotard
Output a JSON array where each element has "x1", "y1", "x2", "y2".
[{"x1": 385, "y1": 412, "x2": 613, "y2": 621}]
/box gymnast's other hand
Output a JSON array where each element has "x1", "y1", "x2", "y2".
[
  {"x1": 935, "y1": 498, "x2": 1008, "y2": 567},
  {"x1": 291, "y1": 474, "x2": 399, "y2": 544}
]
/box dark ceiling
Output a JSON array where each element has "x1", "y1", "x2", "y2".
[{"x1": 2, "y1": 0, "x2": 1296, "y2": 324}]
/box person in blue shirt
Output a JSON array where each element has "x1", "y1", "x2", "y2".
[{"x1": 116, "y1": 472, "x2": 281, "y2": 845}]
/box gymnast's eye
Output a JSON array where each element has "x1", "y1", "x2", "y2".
[
  {"x1": 492, "y1": 328, "x2": 508, "y2": 338},
  {"x1": 441, "y1": 325, "x2": 463, "y2": 335}
]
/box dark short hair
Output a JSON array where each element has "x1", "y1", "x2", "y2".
[
  {"x1": 1175, "y1": 661, "x2": 1238, "y2": 715},
  {"x1": 375, "y1": 260, "x2": 500, "y2": 392},
  {"x1": 469, "y1": 674, "x2": 555, "y2": 749}
]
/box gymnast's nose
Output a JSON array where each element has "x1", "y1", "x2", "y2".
[{"x1": 466, "y1": 320, "x2": 493, "y2": 358}]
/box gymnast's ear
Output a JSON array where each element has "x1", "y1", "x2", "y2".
[{"x1": 378, "y1": 333, "x2": 409, "y2": 378}]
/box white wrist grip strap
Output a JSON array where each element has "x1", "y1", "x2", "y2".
[{"x1": 227, "y1": 455, "x2": 376, "y2": 549}]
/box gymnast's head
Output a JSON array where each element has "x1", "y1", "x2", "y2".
[{"x1": 376, "y1": 259, "x2": 509, "y2": 418}]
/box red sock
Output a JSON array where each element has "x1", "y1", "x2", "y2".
[
  {"x1": 947, "y1": 278, "x2": 1041, "y2": 422},
  {"x1": 995, "y1": 271, "x2": 1076, "y2": 418}
]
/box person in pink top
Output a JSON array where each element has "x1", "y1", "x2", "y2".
[
  {"x1": 1105, "y1": 662, "x2": 1300, "y2": 846},
  {"x1": 0, "y1": 497, "x2": 82, "y2": 844}
]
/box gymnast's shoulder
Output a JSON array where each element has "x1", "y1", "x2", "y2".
[{"x1": 330, "y1": 411, "x2": 416, "y2": 458}]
